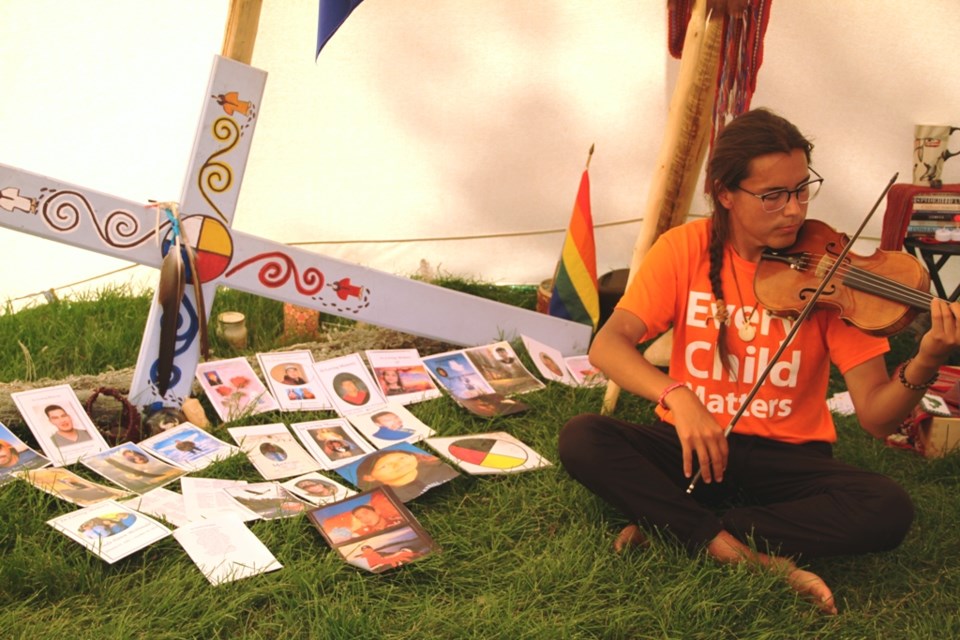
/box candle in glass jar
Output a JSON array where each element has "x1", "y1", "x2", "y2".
[{"x1": 217, "y1": 311, "x2": 248, "y2": 349}]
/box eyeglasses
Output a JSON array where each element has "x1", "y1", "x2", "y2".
[{"x1": 737, "y1": 168, "x2": 824, "y2": 213}]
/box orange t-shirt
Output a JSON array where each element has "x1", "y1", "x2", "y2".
[{"x1": 616, "y1": 218, "x2": 889, "y2": 444}]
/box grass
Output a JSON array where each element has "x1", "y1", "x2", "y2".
[{"x1": 2, "y1": 283, "x2": 960, "y2": 638}]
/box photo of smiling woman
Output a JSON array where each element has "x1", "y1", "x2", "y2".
[{"x1": 348, "y1": 443, "x2": 459, "y2": 502}]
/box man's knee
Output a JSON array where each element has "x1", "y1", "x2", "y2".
[
  {"x1": 557, "y1": 413, "x2": 604, "y2": 471},
  {"x1": 866, "y1": 479, "x2": 914, "y2": 552}
]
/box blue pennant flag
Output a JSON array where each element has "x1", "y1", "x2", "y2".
[{"x1": 317, "y1": 0, "x2": 365, "y2": 58}]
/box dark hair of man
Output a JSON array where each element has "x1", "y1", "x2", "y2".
[{"x1": 705, "y1": 108, "x2": 814, "y2": 373}]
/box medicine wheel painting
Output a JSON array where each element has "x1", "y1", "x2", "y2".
[
  {"x1": 161, "y1": 215, "x2": 234, "y2": 283},
  {"x1": 446, "y1": 437, "x2": 528, "y2": 470}
]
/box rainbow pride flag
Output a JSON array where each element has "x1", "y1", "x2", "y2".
[{"x1": 548, "y1": 169, "x2": 599, "y2": 330}]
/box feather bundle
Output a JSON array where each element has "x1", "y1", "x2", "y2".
[{"x1": 156, "y1": 238, "x2": 186, "y2": 396}]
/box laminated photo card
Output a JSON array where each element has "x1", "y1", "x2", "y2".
[
  {"x1": 17, "y1": 467, "x2": 130, "y2": 507},
  {"x1": 0, "y1": 421, "x2": 50, "y2": 485},
  {"x1": 282, "y1": 472, "x2": 356, "y2": 506},
  {"x1": 174, "y1": 515, "x2": 282, "y2": 585},
  {"x1": 364, "y1": 349, "x2": 442, "y2": 405},
  {"x1": 227, "y1": 423, "x2": 321, "y2": 480},
  {"x1": 194, "y1": 357, "x2": 279, "y2": 422},
  {"x1": 121, "y1": 487, "x2": 191, "y2": 529},
  {"x1": 422, "y1": 348, "x2": 534, "y2": 418},
  {"x1": 11, "y1": 384, "x2": 109, "y2": 466},
  {"x1": 256, "y1": 350, "x2": 332, "y2": 412},
  {"x1": 420, "y1": 351, "x2": 495, "y2": 401},
  {"x1": 347, "y1": 402, "x2": 436, "y2": 449},
  {"x1": 290, "y1": 418, "x2": 376, "y2": 470},
  {"x1": 47, "y1": 500, "x2": 171, "y2": 564},
  {"x1": 138, "y1": 422, "x2": 239, "y2": 472},
  {"x1": 464, "y1": 341, "x2": 546, "y2": 396},
  {"x1": 452, "y1": 393, "x2": 531, "y2": 419},
  {"x1": 426, "y1": 432, "x2": 553, "y2": 475},
  {"x1": 521, "y1": 334, "x2": 579, "y2": 386},
  {"x1": 180, "y1": 477, "x2": 256, "y2": 522},
  {"x1": 223, "y1": 481, "x2": 310, "y2": 520},
  {"x1": 80, "y1": 443, "x2": 186, "y2": 494},
  {"x1": 307, "y1": 486, "x2": 439, "y2": 573},
  {"x1": 565, "y1": 355, "x2": 608, "y2": 387},
  {"x1": 335, "y1": 442, "x2": 460, "y2": 503},
  {"x1": 312, "y1": 353, "x2": 386, "y2": 416}
]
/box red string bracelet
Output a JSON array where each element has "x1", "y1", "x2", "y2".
[{"x1": 657, "y1": 381, "x2": 687, "y2": 410}]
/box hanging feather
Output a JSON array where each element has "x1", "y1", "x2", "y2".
[
  {"x1": 155, "y1": 205, "x2": 187, "y2": 396},
  {"x1": 178, "y1": 228, "x2": 210, "y2": 360}
]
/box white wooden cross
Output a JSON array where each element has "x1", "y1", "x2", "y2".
[{"x1": 0, "y1": 55, "x2": 591, "y2": 410}]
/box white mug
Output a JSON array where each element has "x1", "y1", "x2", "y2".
[{"x1": 914, "y1": 124, "x2": 960, "y2": 186}]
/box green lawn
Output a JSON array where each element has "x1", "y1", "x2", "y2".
[{"x1": 2, "y1": 285, "x2": 959, "y2": 639}]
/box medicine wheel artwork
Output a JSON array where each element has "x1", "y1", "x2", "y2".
[
  {"x1": 161, "y1": 215, "x2": 234, "y2": 284},
  {"x1": 446, "y1": 437, "x2": 529, "y2": 470}
]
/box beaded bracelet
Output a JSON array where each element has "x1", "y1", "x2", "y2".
[
  {"x1": 657, "y1": 381, "x2": 687, "y2": 409},
  {"x1": 897, "y1": 358, "x2": 939, "y2": 391}
]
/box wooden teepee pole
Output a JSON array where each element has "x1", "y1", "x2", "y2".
[
  {"x1": 221, "y1": 0, "x2": 264, "y2": 64},
  {"x1": 600, "y1": 0, "x2": 723, "y2": 415}
]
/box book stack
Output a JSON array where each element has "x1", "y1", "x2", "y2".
[{"x1": 907, "y1": 193, "x2": 960, "y2": 241}]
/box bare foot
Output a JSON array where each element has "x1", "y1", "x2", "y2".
[
  {"x1": 614, "y1": 524, "x2": 649, "y2": 553},
  {"x1": 787, "y1": 567, "x2": 838, "y2": 616},
  {"x1": 706, "y1": 530, "x2": 837, "y2": 616}
]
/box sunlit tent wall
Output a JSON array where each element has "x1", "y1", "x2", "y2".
[{"x1": 2, "y1": 0, "x2": 959, "y2": 308}]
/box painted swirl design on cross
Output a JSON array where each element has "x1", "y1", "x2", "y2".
[
  {"x1": 197, "y1": 116, "x2": 240, "y2": 224},
  {"x1": 224, "y1": 251, "x2": 325, "y2": 295},
  {"x1": 41, "y1": 190, "x2": 160, "y2": 248}
]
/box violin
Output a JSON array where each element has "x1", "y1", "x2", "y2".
[
  {"x1": 687, "y1": 177, "x2": 904, "y2": 495},
  {"x1": 755, "y1": 219, "x2": 933, "y2": 337}
]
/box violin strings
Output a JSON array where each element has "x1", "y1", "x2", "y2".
[
  {"x1": 790, "y1": 250, "x2": 935, "y2": 309},
  {"x1": 820, "y1": 261, "x2": 932, "y2": 308}
]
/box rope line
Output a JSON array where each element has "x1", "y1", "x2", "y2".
[
  {"x1": 7, "y1": 217, "x2": 888, "y2": 305},
  {"x1": 288, "y1": 216, "x2": 644, "y2": 247}
]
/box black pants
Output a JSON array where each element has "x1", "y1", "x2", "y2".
[{"x1": 558, "y1": 414, "x2": 914, "y2": 558}]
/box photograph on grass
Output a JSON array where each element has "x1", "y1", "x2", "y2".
[
  {"x1": 256, "y1": 349, "x2": 332, "y2": 412},
  {"x1": 421, "y1": 351, "x2": 495, "y2": 400},
  {"x1": 11, "y1": 384, "x2": 110, "y2": 466},
  {"x1": 312, "y1": 353, "x2": 386, "y2": 416},
  {"x1": 18, "y1": 467, "x2": 131, "y2": 506},
  {"x1": 290, "y1": 417, "x2": 376, "y2": 469},
  {"x1": 138, "y1": 422, "x2": 240, "y2": 472},
  {"x1": 307, "y1": 485, "x2": 438, "y2": 573},
  {"x1": 194, "y1": 357, "x2": 279, "y2": 421},
  {"x1": 223, "y1": 481, "x2": 310, "y2": 520},
  {"x1": 47, "y1": 500, "x2": 171, "y2": 564},
  {"x1": 227, "y1": 423, "x2": 322, "y2": 480},
  {"x1": 464, "y1": 341, "x2": 546, "y2": 395},
  {"x1": 347, "y1": 402, "x2": 436, "y2": 448},
  {"x1": 452, "y1": 392, "x2": 530, "y2": 418},
  {"x1": 335, "y1": 442, "x2": 460, "y2": 502},
  {"x1": 282, "y1": 471, "x2": 356, "y2": 505},
  {"x1": 520, "y1": 334, "x2": 579, "y2": 385},
  {"x1": 80, "y1": 442, "x2": 186, "y2": 494},
  {"x1": 0, "y1": 421, "x2": 50, "y2": 484},
  {"x1": 364, "y1": 348, "x2": 442, "y2": 405}
]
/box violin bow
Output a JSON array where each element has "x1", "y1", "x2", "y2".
[{"x1": 685, "y1": 172, "x2": 899, "y2": 494}]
